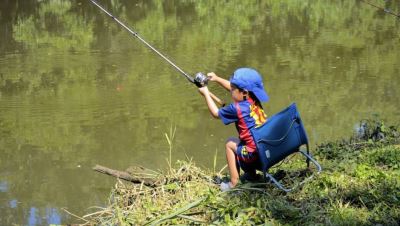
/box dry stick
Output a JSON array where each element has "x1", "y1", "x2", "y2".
[
  {"x1": 86, "y1": 205, "x2": 107, "y2": 211},
  {"x1": 61, "y1": 208, "x2": 89, "y2": 224},
  {"x1": 83, "y1": 209, "x2": 112, "y2": 219},
  {"x1": 93, "y1": 165, "x2": 158, "y2": 187}
]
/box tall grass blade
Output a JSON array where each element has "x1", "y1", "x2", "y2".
[{"x1": 147, "y1": 197, "x2": 205, "y2": 226}]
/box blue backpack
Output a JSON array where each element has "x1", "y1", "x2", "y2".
[{"x1": 251, "y1": 103, "x2": 322, "y2": 192}]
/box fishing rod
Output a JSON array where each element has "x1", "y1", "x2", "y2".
[
  {"x1": 90, "y1": 0, "x2": 225, "y2": 106},
  {"x1": 360, "y1": 0, "x2": 400, "y2": 18}
]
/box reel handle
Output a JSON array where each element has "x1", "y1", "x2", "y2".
[{"x1": 194, "y1": 72, "x2": 225, "y2": 107}]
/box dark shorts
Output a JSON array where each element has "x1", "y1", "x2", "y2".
[{"x1": 236, "y1": 144, "x2": 261, "y2": 173}]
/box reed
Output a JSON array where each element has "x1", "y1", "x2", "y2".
[{"x1": 164, "y1": 124, "x2": 176, "y2": 173}]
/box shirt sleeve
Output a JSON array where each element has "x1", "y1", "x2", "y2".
[{"x1": 218, "y1": 104, "x2": 238, "y2": 125}]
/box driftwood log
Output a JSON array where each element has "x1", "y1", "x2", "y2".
[{"x1": 93, "y1": 164, "x2": 158, "y2": 187}]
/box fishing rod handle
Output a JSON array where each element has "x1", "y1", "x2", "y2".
[{"x1": 209, "y1": 91, "x2": 225, "y2": 107}]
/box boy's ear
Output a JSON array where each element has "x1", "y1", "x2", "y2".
[{"x1": 242, "y1": 90, "x2": 249, "y2": 99}]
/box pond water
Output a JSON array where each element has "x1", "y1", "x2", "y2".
[{"x1": 0, "y1": 0, "x2": 399, "y2": 224}]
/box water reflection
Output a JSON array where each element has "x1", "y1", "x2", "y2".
[
  {"x1": 27, "y1": 207, "x2": 62, "y2": 226},
  {"x1": 0, "y1": 0, "x2": 399, "y2": 224},
  {"x1": 46, "y1": 208, "x2": 62, "y2": 225},
  {"x1": 28, "y1": 207, "x2": 41, "y2": 226},
  {"x1": 0, "y1": 181, "x2": 8, "y2": 192},
  {"x1": 9, "y1": 199, "x2": 17, "y2": 208}
]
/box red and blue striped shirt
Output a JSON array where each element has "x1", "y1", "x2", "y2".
[{"x1": 218, "y1": 97, "x2": 267, "y2": 152}]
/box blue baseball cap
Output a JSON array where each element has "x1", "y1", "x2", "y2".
[{"x1": 230, "y1": 68, "x2": 269, "y2": 102}]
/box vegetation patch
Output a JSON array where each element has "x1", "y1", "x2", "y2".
[{"x1": 79, "y1": 120, "x2": 399, "y2": 225}]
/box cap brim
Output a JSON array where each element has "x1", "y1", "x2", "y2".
[{"x1": 253, "y1": 88, "x2": 269, "y2": 102}]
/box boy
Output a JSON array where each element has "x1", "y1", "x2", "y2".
[{"x1": 198, "y1": 68, "x2": 269, "y2": 191}]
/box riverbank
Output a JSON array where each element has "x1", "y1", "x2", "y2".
[{"x1": 80, "y1": 120, "x2": 399, "y2": 225}]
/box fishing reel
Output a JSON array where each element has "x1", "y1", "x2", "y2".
[{"x1": 194, "y1": 72, "x2": 209, "y2": 87}]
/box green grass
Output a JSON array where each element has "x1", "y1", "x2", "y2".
[{"x1": 81, "y1": 120, "x2": 399, "y2": 225}]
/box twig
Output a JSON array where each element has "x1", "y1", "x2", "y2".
[
  {"x1": 86, "y1": 206, "x2": 107, "y2": 211},
  {"x1": 83, "y1": 209, "x2": 112, "y2": 219},
  {"x1": 62, "y1": 208, "x2": 89, "y2": 223}
]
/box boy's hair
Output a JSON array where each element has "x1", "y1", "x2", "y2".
[
  {"x1": 235, "y1": 85, "x2": 262, "y2": 108},
  {"x1": 249, "y1": 91, "x2": 263, "y2": 108}
]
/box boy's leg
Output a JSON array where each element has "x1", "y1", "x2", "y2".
[
  {"x1": 225, "y1": 138, "x2": 240, "y2": 187},
  {"x1": 237, "y1": 147, "x2": 260, "y2": 182}
]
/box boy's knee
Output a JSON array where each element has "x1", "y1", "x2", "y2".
[{"x1": 225, "y1": 137, "x2": 240, "y2": 146}]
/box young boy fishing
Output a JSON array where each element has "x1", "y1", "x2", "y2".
[{"x1": 198, "y1": 68, "x2": 269, "y2": 191}]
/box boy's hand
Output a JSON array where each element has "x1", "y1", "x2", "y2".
[
  {"x1": 198, "y1": 86, "x2": 210, "y2": 96},
  {"x1": 208, "y1": 72, "x2": 230, "y2": 91},
  {"x1": 207, "y1": 72, "x2": 219, "y2": 82},
  {"x1": 198, "y1": 86, "x2": 220, "y2": 118}
]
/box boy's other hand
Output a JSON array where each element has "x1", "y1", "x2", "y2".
[
  {"x1": 198, "y1": 86, "x2": 210, "y2": 96},
  {"x1": 207, "y1": 72, "x2": 218, "y2": 82}
]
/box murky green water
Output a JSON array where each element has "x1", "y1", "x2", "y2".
[{"x1": 0, "y1": 0, "x2": 399, "y2": 224}]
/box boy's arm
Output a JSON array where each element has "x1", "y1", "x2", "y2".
[
  {"x1": 207, "y1": 72, "x2": 231, "y2": 91},
  {"x1": 198, "y1": 86, "x2": 219, "y2": 118}
]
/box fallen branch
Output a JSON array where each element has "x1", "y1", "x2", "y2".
[{"x1": 93, "y1": 164, "x2": 158, "y2": 187}]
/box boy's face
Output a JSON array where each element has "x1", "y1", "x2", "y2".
[{"x1": 230, "y1": 84, "x2": 247, "y2": 102}]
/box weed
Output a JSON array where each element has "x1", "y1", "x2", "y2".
[{"x1": 79, "y1": 119, "x2": 399, "y2": 225}]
